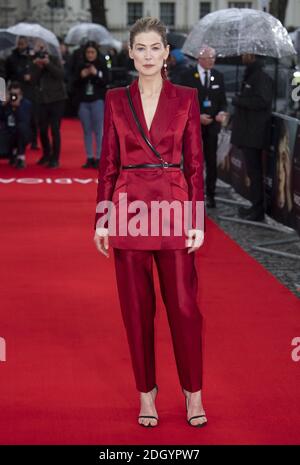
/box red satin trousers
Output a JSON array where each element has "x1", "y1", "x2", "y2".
[{"x1": 113, "y1": 248, "x2": 203, "y2": 393}]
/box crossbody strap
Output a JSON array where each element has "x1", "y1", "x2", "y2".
[{"x1": 126, "y1": 85, "x2": 167, "y2": 164}]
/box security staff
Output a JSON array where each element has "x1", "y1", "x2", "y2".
[
  {"x1": 231, "y1": 54, "x2": 273, "y2": 221},
  {"x1": 180, "y1": 46, "x2": 227, "y2": 208}
]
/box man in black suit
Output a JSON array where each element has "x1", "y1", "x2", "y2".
[
  {"x1": 231, "y1": 54, "x2": 273, "y2": 221},
  {"x1": 180, "y1": 46, "x2": 227, "y2": 208}
]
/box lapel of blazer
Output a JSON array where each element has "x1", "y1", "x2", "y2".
[
  {"x1": 148, "y1": 78, "x2": 178, "y2": 148},
  {"x1": 192, "y1": 66, "x2": 203, "y2": 90},
  {"x1": 122, "y1": 78, "x2": 179, "y2": 155},
  {"x1": 210, "y1": 68, "x2": 218, "y2": 85},
  {"x1": 122, "y1": 79, "x2": 153, "y2": 159}
]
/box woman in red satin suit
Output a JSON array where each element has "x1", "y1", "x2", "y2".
[{"x1": 94, "y1": 17, "x2": 207, "y2": 428}]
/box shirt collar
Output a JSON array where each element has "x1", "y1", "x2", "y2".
[{"x1": 197, "y1": 63, "x2": 210, "y2": 75}]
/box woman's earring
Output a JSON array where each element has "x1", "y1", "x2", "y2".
[{"x1": 162, "y1": 60, "x2": 168, "y2": 78}]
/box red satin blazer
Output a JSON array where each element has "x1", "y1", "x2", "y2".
[{"x1": 95, "y1": 78, "x2": 204, "y2": 249}]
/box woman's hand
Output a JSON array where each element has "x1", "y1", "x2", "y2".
[
  {"x1": 80, "y1": 68, "x2": 90, "y2": 78},
  {"x1": 89, "y1": 65, "x2": 98, "y2": 76},
  {"x1": 186, "y1": 229, "x2": 204, "y2": 254},
  {"x1": 94, "y1": 228, "x2": 109, "y2": 257}
]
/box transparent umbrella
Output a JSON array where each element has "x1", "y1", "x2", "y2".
[
  {"x1": 99, "y1": 37, "x2": 122, "y2": 52},
  {"x1": 6, "y1": 23, "x2": 60, "y2": 57},
  {"x1": 65, "y1": 23, "x2": 121, "y2": 50},
  {"x1": 289, "y1": 29, "x2": 300, "y2": 57},
  {"x1": 0, "y1": 30, "x2": 17, "y2": 52},
  {"x1": 182, "y1": 8, "x2": 296, "y2": 59}
]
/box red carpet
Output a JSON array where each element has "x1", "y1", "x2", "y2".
[{"x1": 0, "y1": 119, "x2": 300, "y2": 445}]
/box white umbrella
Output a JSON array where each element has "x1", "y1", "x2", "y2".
[
  {"x1": 65, "y1": 22, "x2": 121, "y2": 50},
  {"x1": 182, "y1": 8, "x2": 296, "y2": 59},
  {"x1": 289, "y1": 29, "x2": 300, "y2": 56},
  {"x1": 7, "y1": 22, "x2": 60, "y2": 56},
  {"x1": 100, "y1": 37, "x2": 122, "y2": 52}
]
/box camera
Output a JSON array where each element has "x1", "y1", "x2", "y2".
[
  {"x1": 20, "y1": 46, "x2": 31, "y2": 56},
  {"x1": 35, "y1": 49, "x2": 47, "y2": 59},
  {"x1": 10, "y1": 93, "x2": 18, "y2": 102}
]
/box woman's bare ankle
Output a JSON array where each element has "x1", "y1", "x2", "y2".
[
  {"x1": 183, "y1": 388, "x2": 201, "y2": 399},
  {"x1": 138, "y1": 387, "x2": 158, "y2": 426},
  {"x1": 140, "y1": 385, "x2": 157, "y2": 398}
]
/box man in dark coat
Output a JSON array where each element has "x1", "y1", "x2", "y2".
[
  {"x1": 32, "y1": 42, "x2": 67, "y2": 168},
  {"x1": 5, "y1": 36, "x2": 39, "y2": 149},
  {"x1": 179, "y1": 46, "x2": 227, "y2": 208},
  {"x1": 231, "y1": 54, "x2": 273, "y2": 221},
  {"x1": 5, "y1": 37, "x2": 35, "y2": 102}
]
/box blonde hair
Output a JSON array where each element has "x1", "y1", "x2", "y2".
[{"x1": 129, "y1": 16, "x2": 168, "y2": 49}]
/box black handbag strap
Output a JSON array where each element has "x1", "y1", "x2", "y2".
[{"x1": 126, "y1": 85, "x2": 166, "y2": 164}]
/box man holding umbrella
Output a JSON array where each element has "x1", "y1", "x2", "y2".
[
  {"x1": 181, "y1": 7, "x2": 295, "y2": 215},
  {"x1": 231, "y1": 54, "x2": 273, "y2": 221},
  {"x1": 180, "y1": 46, "x2": 227, "y2": 208},
  {"x1": 4, "y1": 24, "x2": 66, "y2": 168}
]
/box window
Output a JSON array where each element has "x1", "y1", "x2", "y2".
[
  {"x1": 228, "y1": 2, "x2": 252, "y2": 7},
  {"x1": 199, "y1": 2, "x2": 211, "y2": 18},
  {"x1": 47, "y1": 0, "x2": 65, "y2": 7},
  {"x1": 127, "y1": 2, "x2": 143, "y2": 25},
  {"x1": 160, "y1": 2, "x2": 175, "y2": 26}
]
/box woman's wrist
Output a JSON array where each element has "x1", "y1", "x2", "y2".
[{"x1": 95, "y1": 227, "x2": 108, "y2": 236}]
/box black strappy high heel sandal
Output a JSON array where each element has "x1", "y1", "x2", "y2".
[
  {"x1": 138, "y1": 384, "x2": 159, "y2": 427},
  {"x1": 182, "y1": 388, "x2": 208, "y2": 428}
]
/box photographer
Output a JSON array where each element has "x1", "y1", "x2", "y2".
[
  {"x1": 0, "y1": 81, "x2": 32, "y2": 168},
  {"x1": 73, "y1": 41, "x2": 109, "y2": 168},
  {"x1": 5, "y1": 37, "x2": 39, "y2": 149},
  {"x1": 33, "y1": 42, "x2": 66, "y2": 168}
]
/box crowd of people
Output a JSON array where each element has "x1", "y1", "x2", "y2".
[
  {"x1": 0, "y1": 34, "x2": 274, "y2": 220},
  {"x1": 0, "y1": 36, "x2": 134, "y2": 169}
]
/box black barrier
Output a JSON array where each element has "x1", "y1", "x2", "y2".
[
  {"x1": 217, "y1": 113, "x2": 300, "y2": 234},
  {"x1": 266, "y1": 114, "x2": 298, "y2": 229},
  {"x1": 293, "y1": 126, "x2": 300, "y2": 233}
]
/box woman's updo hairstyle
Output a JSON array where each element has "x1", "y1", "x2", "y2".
[
  {"x1": 129, "y1": 17, "x2": 169, "y2": 79},
  {"x1": 129, "y1": 17, "x2": 168, "y2": 48}
]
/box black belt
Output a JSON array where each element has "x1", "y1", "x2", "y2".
[{"x1": 122, "y1": 163, "x2": 181, "y2": 170}]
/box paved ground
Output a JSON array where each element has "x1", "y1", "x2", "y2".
[{"x1": 207, "y1": 181, "x2": 300, "y2": 299}]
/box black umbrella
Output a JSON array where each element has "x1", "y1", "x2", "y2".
[{"x1": 167, "y1": 32, "x2": 187, "y2": 50}]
